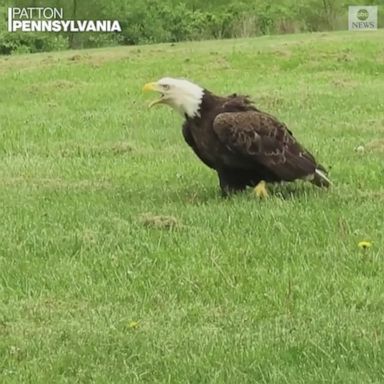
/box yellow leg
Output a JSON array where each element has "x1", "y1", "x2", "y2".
[{"x1": 253, "y1": 180, "x2": 268, "y2": 198}]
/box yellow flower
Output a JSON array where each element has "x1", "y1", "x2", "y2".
[
  {"x1": 358, "y1": 241, "x2": 372, "y2": 249},
  {"x1": 128, "y1": 321, "x2": 140, "y2": 329}
]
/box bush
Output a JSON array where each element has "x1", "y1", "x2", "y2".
[
  {"x1": 117, "y1": 2, "x2": 242, "y2": 44},
  {"x1": 1, "y1": 1, "x2": 381, "y2": 54},
  {"x1": 0, "y1": 31, "x2": 68, "y2": 55}
]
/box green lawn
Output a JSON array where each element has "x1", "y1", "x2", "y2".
[{"x1": 0, "y1": 30, "x2": 383, "y2": 383}]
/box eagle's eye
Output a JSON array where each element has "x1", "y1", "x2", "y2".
[{"x1": 162, "y1": 84, "x2": 170, "y2": 91}]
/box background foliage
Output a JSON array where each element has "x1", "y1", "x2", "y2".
[{"x1": 0, "y1": 0, "x2": 383, "y2": 52}]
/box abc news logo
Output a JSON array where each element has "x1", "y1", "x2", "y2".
[{"x1": 349, "y1": 6, "x2": 378, "y2": 30}]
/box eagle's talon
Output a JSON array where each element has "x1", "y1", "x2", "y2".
[{"x1": 254, "y1": 180, "x2": 268, "y2": 199}]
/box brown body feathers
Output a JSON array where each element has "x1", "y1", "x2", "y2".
[{"x1": 182, "y1": 91, "x2": 330, "y2": 195}]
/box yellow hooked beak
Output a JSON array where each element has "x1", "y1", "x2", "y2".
[
  {"x1": 143, "y1": 82, "x2": 165, "y2": 108},
  {"x1": 143, "y1": 82, "x2": 157, "y2": 92}
]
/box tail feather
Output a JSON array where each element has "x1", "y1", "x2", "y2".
[{"x1": 311, "y1": 167, "x2": 332, "y2": 188}]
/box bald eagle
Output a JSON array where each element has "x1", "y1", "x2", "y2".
[{"x1": 143, "y1": 78, "x2": 330, "y2": 197}]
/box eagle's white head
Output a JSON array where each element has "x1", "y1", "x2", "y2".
[{"x1": 143, "y1": 77, "x2": 204, "y2": 118}]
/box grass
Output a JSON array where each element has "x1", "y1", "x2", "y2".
[{"x1": 0, "y1": 30, "x2": 383, "y2": 383}]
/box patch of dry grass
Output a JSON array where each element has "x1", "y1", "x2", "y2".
[{"x1": 138, "y1": 213, "x2": 182, "y2": 229}]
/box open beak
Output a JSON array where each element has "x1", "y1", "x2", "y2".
[{"x1": 143, "y1": 82, "x2": 165, "y2": 108}]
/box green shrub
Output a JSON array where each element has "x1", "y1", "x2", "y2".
[
  {"x1": 0, "y1": 31, "x2": 68, "y2": 54},
  {"x1": 1, "y1": 0, "x2": 381, "y2": 54}
]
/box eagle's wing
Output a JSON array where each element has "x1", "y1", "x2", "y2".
[{"x1": 213, "y1": 110, "x2": 318, "y2": 180}]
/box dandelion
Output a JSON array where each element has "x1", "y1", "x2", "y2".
[
  {"x1": 128, "y1": 321, "x2": 140, "y2": 329},
  {"x1": 358, "y1": 241, "x2": 372, "y2": 249}
]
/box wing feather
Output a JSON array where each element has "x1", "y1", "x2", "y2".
[{"x1": 213, "y1": 111, "x2": 317, "y2": 180}]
